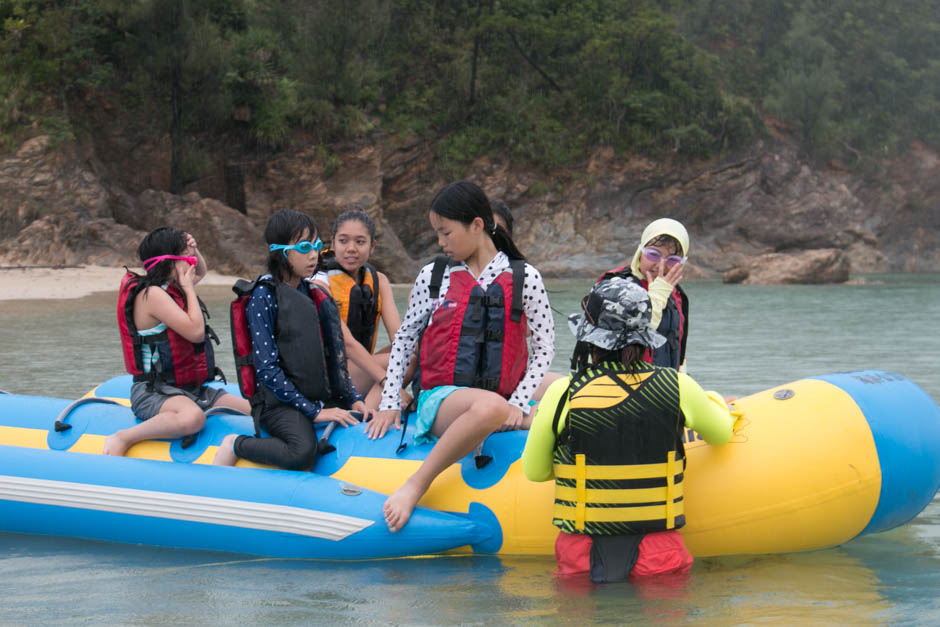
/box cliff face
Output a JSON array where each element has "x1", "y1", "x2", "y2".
[{"x1": 1, "y1": 132, "x2": 937, "y2": 283}]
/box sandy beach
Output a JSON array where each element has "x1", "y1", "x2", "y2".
[{"x1": 0, "y1": 265, "x2": 242, "y2": 301}]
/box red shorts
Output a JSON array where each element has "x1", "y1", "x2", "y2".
[{"x1": 554, "y1": 530, "x2": 693, "y2": 578}]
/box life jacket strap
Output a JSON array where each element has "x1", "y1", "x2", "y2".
[
  {"x1": 555, "y1": 460, "x2": 679, "y2": 481},
  {"x1": 509, "y1": 259, "x2": 525, "y2": 322},
  {"x1": 428, "y1": 255, "x2": 451, "y2": 299},
  {"x1": 575, "y1": 453, "x2": 587, "y2": 531},
  {"x1": 550, "y1": 386, "x2": 571, "y2": 438},
  {"x1": 665, "y1": 450, "x2": 676, "y2": 529},
  {"x1": 554, "y1": 484, "x2": 680, "y2": 504},
  {"x1": 553, "y1": 501, "x2": 685, "y2": 525}
]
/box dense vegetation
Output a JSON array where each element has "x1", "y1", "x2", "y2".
[{"x1": 1, "y1": 0, "x2": 937, "y2": 190}]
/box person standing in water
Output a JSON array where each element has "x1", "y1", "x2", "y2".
[
  {"x1": 522, "y1": 277, "x2": 734, "y2": 582},
  {"x1": 111, "y1": 227, "x2": 249, "y2": 456},
  {"x1": 367, "y1": 181, "x2": 555, "y2": 532}
]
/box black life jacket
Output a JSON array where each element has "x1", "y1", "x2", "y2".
[
  {"x1": 552, "y1": 362, "x2": 686, "y2": 535},
  {"x1": 230, "y1": 276, "x2": 352, "y2": 406}
]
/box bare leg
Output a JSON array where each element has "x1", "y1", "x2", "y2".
[
  {"x1": 349, "y1": 353, "x2": 390, "y2": 399},
  {"x1": 213, "y1": 433, "x2": 239, "y2": 466},
  {"x1": 213, "y1": 393, "x2": 251, "y2": 415},
  {"x1": 103, "y1": 395, "x2": 205, "y2": 456},
  {"x1": 383, "y1": 389, "x2": 509, "y2": 532}
]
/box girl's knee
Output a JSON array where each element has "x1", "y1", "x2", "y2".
[
  {"x1": 473, "y1": 395, "x2": 510, "y2": 427},
  {"x1": 176, "y1": 409, "x2": 206, "y2": 434},
  {"x1": 283, "y1": 440, "x2": 318, "y2": 471}
]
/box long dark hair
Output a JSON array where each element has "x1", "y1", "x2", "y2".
[
  {"x1": 131, "y1": 226, "x2": 187, "y2": 296},
  {"x1": 264, "y1": 209, "x2": 317, "y2": 283},
  {"x1": 570, "y1": 342, "x2": 646, "y2": 374},
  {"x1": 491, "y1": 200, "x2": 514, "y2": 237},
  {"x1": 332, "y1": 209, "x2": 376, "y2": 243},
  {"x1": 429, "y1": 181, "x2": 524, "y2": 261}
]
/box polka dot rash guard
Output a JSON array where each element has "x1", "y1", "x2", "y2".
[{"x1": 380, "y1": 251, "x2": 555, "y2": 413}]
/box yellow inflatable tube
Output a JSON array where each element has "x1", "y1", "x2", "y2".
[{"x1": 76, "y1": 369, "x2": 940, "y2": 557}]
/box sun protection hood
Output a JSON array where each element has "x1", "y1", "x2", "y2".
[{"x1": 630, "y1": 218, "x2": 691, "y2": 278}]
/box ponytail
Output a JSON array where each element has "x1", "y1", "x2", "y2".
[
  {"x1": 430, "y1": 180, "x2": 526, "y2": 262},
  {"x1": 490, "y1": 223, "x2": 525, "y2": 261}
]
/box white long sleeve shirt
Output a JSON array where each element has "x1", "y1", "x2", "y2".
[{"x1": 380, "y1": 251, "x2": 555, "y2": 413}]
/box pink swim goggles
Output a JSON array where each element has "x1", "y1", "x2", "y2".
[{"x1": 142, "y1": 255, "x2": 198, "y2": 272}]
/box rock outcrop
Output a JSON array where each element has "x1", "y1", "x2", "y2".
[
  {"x1": 721, "y1": 249, "x2": 851, "y2": 285},
  {"x1": 0, "y1": 136, "x2": 264, "y2": 276},
  {"x1": 1, "y1": 131, "x2": 938, "y2": 284}
]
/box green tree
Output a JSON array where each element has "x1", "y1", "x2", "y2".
[{"x1": 112, "y1": 0, "x2": 244, "y2": 191}]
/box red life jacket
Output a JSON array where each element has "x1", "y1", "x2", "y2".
[
  {"x1": 117, "y1": 272, "x2": 219, "y2": 389},
  {"x1": 417, "y1": 256, "x2": 528, "y2": 399},
  {"x1": 230, "y1": 276, "x2": 337, "y2": 401}
]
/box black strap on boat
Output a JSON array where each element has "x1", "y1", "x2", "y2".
[
  {"x1": 317, "y1": 410, "x2": 366, "y2": 456},
  {"x1": 53, "y1": 397, "x2": 123, "y2": 432},
  {"x1": 318, "y1": 422, "x2": 338, "y2": 455},
  {"x1": 396, "y1": 395, "x2": 417, "y2": 455},
  {"x1": 473, "y1": 440, "x2": 492, "y2": 469}
]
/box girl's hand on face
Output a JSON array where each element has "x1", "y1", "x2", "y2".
[
  {"x1": 644, "y1": 259, "x2": 663, "y2": 285},
  {"x1": 318, "y1": 407, "x2": 361, "y2": 427},
  {"x1": 184, "y1": 232, "x2": 198, "y2": 253},
  {"x1": 177, "y1": 260, "x2": 197, "y2": 288},
  {"x1": 663, "y1": 261, "x2": 684, "y2": 287},
  {"x1": 366, "y1": 409, "x2": 401, "y2": 440}
]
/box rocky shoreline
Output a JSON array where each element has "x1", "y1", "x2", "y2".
[{"x1": 1, "y1": 133, "x2": 937, "y2": 285}]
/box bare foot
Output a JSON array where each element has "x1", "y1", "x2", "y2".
[
  {"x1": 102, "y1": 431, "x2": 131, "y2": 456},
  {"x1": 213, "y1": 434, "x2": 239, "y2": 466},
  {"x1": 382, "y1": 478, "x2": 424, "y2": 533}
]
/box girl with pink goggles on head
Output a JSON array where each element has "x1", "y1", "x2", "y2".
[
  {"x1": 110, "y1": 227, "x2": 251, "y2": 459},
  {"x1": 142, "y1": 254, "x2": 199, "y2": 272}
]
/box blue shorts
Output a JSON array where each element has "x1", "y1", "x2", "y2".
[{"x1": 413, "y1": 385, "x2": 466, "y2": 445}]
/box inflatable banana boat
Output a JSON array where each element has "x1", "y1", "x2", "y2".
[{"x1": 0, "y1": 369, "x2": 938, "y2": 559}]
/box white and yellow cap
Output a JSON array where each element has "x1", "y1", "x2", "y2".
[{"x1": 629, "y1": 218, "x2": 690, "y2": 277}]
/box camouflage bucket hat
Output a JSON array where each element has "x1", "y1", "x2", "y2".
[{"x1": 567, "y1": 277, "x2": 667, "y2": 351}]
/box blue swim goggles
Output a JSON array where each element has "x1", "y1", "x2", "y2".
[{"x1": 269, "y1": 238, "x2": 323, "y2": 257}]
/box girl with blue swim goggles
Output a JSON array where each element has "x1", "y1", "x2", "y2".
[{"x1": 269, "y1": 238, "x2": 323, "y2": 257}]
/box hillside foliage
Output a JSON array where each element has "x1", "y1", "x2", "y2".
[{"x1": 1, "y1": 0, "x2": 937, "y2": 186}]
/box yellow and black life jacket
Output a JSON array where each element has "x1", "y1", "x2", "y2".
[
  {"x1": 319, "y1": 253, "x2": 382, "y2": 352},
  {"x1": 551, "y1": 362, "x2": 685, "y2": 535}
]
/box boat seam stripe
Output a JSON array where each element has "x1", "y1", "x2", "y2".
[{"x1": 0, "y1": 475, "x2": 373, "y2": 540}]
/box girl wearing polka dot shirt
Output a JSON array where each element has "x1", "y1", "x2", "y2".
[{"x1": 368, "y1": 181, "x2": 555, "y2": 533}]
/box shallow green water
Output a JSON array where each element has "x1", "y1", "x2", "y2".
[{"x1": 1, "y1": 274, "x2": 939, "y2": 624}]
